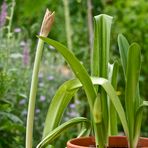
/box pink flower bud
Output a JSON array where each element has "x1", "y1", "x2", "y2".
[{"x1": 40, "y1": 9, "x2": 55, "y2": 37}]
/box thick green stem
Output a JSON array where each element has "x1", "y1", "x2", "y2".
[
  {"x1": 93, "y1": 122, "x2": 105, "y2": 148},
  {"x1": 26, "y1": 10, "x2": 54, "y2": 148},
  {"x1": 26, "y1": 39, "x2": 44, "y2": 148}
]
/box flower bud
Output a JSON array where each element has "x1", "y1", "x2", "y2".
[
  {"x1": 40, "y1": 9, "x2": 55, "y2": 37},
  {"x1": 93, "y1": 93, "x2": 102, "y2": 123}
]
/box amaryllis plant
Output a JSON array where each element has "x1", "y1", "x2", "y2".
[{"x1": 26, "y1": 10, "x2": 148, "y2": 148}]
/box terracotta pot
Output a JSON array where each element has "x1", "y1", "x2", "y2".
[
  {"x1": 67, "y1": 136, "x2": 148, "y2": 148},
  {"x1": 109, "y1": 136, "x2": 148, "y2": 147}
]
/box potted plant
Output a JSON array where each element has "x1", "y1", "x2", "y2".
[{"x1": 26, "y1": 10, "x2": 148, "y2": 148}]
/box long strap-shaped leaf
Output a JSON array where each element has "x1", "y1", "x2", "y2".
[
  {"x1": 41, "y1": 77, "x2": 129, "y2": 148},
  {"x1": 39, "y1": 37, "x2": 129, "y2": 147},
  {"x1": 91, "y1": 14, "x2": 113, "y2": 142},
  {"x1": 67, "y1": 77, "x2": 128, "y2": 134},
  {"x1": 38, "y1": 36, "x2": 103, "y2": 146},
  {"x1": 125, "y1": 43, "x2": 141, "y2": 147},
  {"x1": 91, "y1": 14, "x2": 112, "y2": 77},
  {"x1": 37, "y1": 117, "x2": 90, "y2": 148},
  {"x1": 134, "y1": 101, "x2": 148, "y2": 146},
  {"x1": 118, "y1": 35, "x2": 142, "y2": 147},
  {"x1": 118, "y1": 34, "x2": 129, "y2": 78},
  {"x1": 109, "y1": 61, "x2": 119, "y2": 135},
  {"x1": 38, "y1": 37, "x2": 96, "y2": 111},
  {"x1": 91, "y1": 77, "x2": 129, "y2": 137},
  {"x1": 42, "y1": 79, "x2": 79, "y2": 138}
]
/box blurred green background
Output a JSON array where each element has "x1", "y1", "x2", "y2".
[{"x1": 0, "y1": 0, "x2": 148, "y2": 147}]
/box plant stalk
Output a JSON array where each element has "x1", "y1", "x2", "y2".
[
  {"x1": 26, "y1": 10, "x2": 54, "y2": 148},
  {"x1": 26, "y1": 39, "x2": 44, "y2": 148},
  {"x1": 7, "y1": 0, "x2": 15, "y2": 39},
  {"x1": 87, "y1": 0, "x2": 93, "y2": 50},
  {"x1": 62, "y1": 0, "x2": 72, "y2": 50}
]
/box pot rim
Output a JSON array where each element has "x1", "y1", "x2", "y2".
[
  {"x1": 67, "y1": 136, "x2": 95, "y2": 148},
  {"x1": 67, "y1": 136, "x2": 148, "y2": 148}
]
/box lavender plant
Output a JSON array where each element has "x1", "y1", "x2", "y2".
[
  {"x1": 0, "y1": 2, "x2": 25, "y2": 146},
  {"x1": 0, "y1": 0, "x2": 7, "y2": 28}
]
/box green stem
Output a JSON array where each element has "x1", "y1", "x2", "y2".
[
  {"x1": 7, "y1": 0, "x2": 15, "y2": 39},
  {"x1": 5, "y1": 0, "x2": 15, "y2": 70},
  {"x1": 87, "y1": 0, "x2": 93, "y2": 50},
  {"x1": 26, "y1": 39, "x2": 44, "y2": 148},
  {"x1": 62, "y1": 0, "x2": 72, "y2": 50},
  {"x1": 93, "y1": 122, "x2": 105, "y2": 148}
]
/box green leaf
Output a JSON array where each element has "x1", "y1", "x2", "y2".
[
  {"x1": 38, "y1": 36, "x2": 98, "y2": 143},
  {"x1": 109, "y1": 61, "x2": 119, "y2": 135},
  {"x1": 118, "y1": 34, "x2": 129, "y2": 78},
  {"x1": 136, "y1": 101, "x2": 148, "y2": 119},
  {"x1": 43, "y1": 79, "x2": 79, "y2": 138},
  {"x1": 91, "y1": 14, "x2": 112, "y2": 78},
  {"x1": 91, "y1": 77, "x2": 129, "y2": 138},
  {"x1": 133, "y1": 101, "x2": 148, "y2": 146},
  {"x1": 43, "y1": 77, "x2": 129, "y2": 146},
  {"x1": 91, "y1": 15, "x2": 113, "y2": 143},
  {"x1": 0, "y1": 111, "x2": 23, "y2": 124},
  {"x1": 39, "y1": 36, "x2": 108, "y2": 147},
  {"x1": 38, "y1": 36, "x2": 96, "y2": 112},
  {"x1": 36, "y1": 117, "x2": 90, "y2": 148},
  {"x1": 125, "y1": 43, "x2": 141, "y2": 146},
  {"x1": 118, "y1": 35, "x2": 142, "y2": 147},
  {"x1": 41, "y1": 76, "x2": 129, "y2": 147},
  {"x1": 39, "y1": 36, "x2": 129, "y2": 147}
]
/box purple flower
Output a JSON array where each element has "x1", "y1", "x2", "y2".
[
  {"x1": 22, "y1": 42, "x2": 30, "y2": 66},
  {"x1": 40, "y1": 95, "x2": 46, "y2": 102},
  {"x1": 0, "y1": 0, "x2": 7, "y2": 28},
  {"x1": 14, "y1": 28, "x2": 21, "y2": 33},
  {"x1": 69, "y1": 103, "x2": 75, "y2": 109},
  {"x1": 35, "y1": 109, "x2": 40, "y2": 114},
  {"x1": 47, "y1": 75, "x2": 54, "y2": 81}
]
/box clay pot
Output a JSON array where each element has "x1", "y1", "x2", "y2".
[
  {"x1": 67, "y1": 136, "x2": 148, "y2": 148},
  {"x1": 109, "y1": 136, "x2": 148, "y2": 147},
  {"x1": 67, "y1": 137, "x2": 95, "y2": 148}
]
